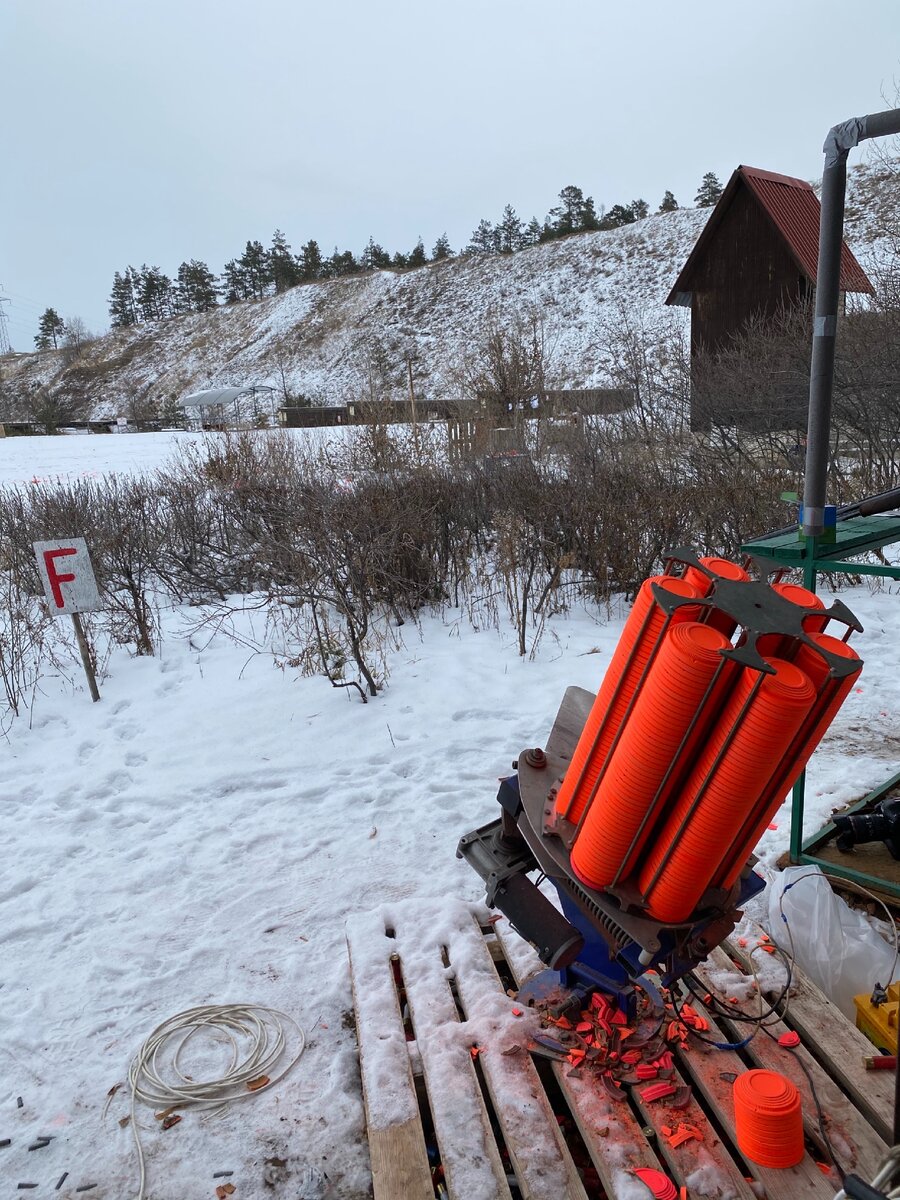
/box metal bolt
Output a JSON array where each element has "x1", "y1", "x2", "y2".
[{"x1": 524, "y1": 747, "x2": 547, "y2": 769}]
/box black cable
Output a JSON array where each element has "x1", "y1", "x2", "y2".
[
  {"x1": 680, "y1": 944, "x2": 794, "y2": 1029},
  {"x1": 669, "y1": 981, "x2": 757, "y2": 1050},
  {"x1": 761, "y1": 1027, "x2": 847, "y2": 1185}
]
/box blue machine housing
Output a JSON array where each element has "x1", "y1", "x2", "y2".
[{"x1": 544, "y1": 864, "x2": 766, "y2": 1015}]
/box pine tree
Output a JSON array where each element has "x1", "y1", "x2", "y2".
[
  {"x1": 695, "y1": 171, "x2": 723, "y2": 208},
  {"x1": 391, "y1": 251, "x2": 409, "y2": 269},
  {"x1": 549, "y1": 185, "x2": 597, "y2": 236},
  {"x1": 136, "y1": 265, "x2": 174, "y2": 321},
  {"x1": 602, "y1": 203, "x2": 636, "y2": 229},
  {"x1": 238, "y1": 240, "x2": 272, "y2": 299},
  {"x1": 325, "y1": 247, "x2": 357, "y2": 276},
  {"x1": 160, "y1": 394, "x2": 187, "y2": 429},
  {"x1": 34, "y1": 307, "x2": 66, "y2": 350},
  {"x1": 467, "y1": 219, "x2": 496, "y2": 254},
  {"x1": 631, "y1": 198, "x2": 650, "y2": 220},
  {"x1": 269, "y1": 229, "x2": 300, "y2": 293},
  {"x1": 299, "y1": 240, "x2": 324, "y2": 281},
  {"x1": 361, "y1": 237, "x2": 391, "y2": 270},
  {"x1": 222, "y1": 259, "x2": 250, "y2": 303},
  {"x1": 581, "y1": 196, "x2": 600, "y2": 231},
  {"x1": 658, "y1": 190, "x2": 678, "y2": 213},
  {"x1": 524, "y1": 217, "x2": 543, "y2": 245},
  {"x1": 497, "y1": 204, "x2": 525, "y2": 253},
  {"x1": 407, "y1": 238, "x2": 427, "y2": 268},
  {"x1": 109, "y1": 268, "x2": 140, "y2": 327},
  {"x1": 175, "y1": 260, "x2": 219, "y2": 313},
  {"x1": 431, "y1": 233, "x2": 452, "y2": 260}
]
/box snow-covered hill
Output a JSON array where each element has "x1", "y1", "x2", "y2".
[{"x1": 2, "y1": 161, "x2": 897, "y2": 421}]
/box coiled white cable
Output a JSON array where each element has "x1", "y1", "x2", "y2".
[{"x1": 127, "y1": 1004, "x2": 306, "y2": 1200}]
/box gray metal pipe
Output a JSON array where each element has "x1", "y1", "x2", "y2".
[{"x1": 802, "y1": 108, "x2": 900, "y2": 538}]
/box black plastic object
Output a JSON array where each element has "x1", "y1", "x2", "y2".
[
  {"x1": 842, "y1": 1173, "x2": 890, "y2": 1200},
  {"x1": 492, "y1": 872, "x2": 584, "y2": 969},
  {"x1": 834, "y1": 797, "x2": 900, "y2": 860}
]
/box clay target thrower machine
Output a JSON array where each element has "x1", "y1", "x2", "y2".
[{"x1": 458, "y1": 547, "x2": 863, "y2": 1017}]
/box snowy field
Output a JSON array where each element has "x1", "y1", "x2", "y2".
[
  {"x1": 1, "y1": 432, "x2": 899, "y2": 1199},
  {"x1": 0, "y1": 428, "x2": 360, "y2": 487},
  {"x1": 0, "y1": 430, "x2": 210, "y2": 486}
]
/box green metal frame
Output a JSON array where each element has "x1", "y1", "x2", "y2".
[{"x1": 741, "y1": 514, "x2": 900, "y2": 898}]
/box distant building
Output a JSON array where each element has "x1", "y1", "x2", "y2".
[{"x1": 665, "y1": 165, "x2": 873, "y2": 430}]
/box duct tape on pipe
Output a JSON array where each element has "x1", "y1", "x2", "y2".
[{"x1": 814, "y1": 316, "x2": 837, "y2": 337}]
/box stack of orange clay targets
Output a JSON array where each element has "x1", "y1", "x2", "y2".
[{"x1": 552, "y1": 554, "x2": 862, "y2": 923}]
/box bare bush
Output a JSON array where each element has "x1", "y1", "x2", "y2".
[{"x1": 24, "y1": 384, "x2": 91, "y2": 434}]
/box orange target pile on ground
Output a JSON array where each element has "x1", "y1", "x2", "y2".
[{"x1": 555, "y1": 556, "x2": 862, "y2": 922}]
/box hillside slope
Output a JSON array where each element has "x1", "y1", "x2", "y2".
[{"x1": 2, "y1": 161, "x2": 897, "y2": 421}]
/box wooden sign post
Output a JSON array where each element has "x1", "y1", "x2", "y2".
[{"x1": 33, "y1": 538, "x2": 103, "y2": 702}]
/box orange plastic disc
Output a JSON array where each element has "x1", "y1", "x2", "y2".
[
  {"x1": 570, "y1": 622, "x2": 732, "y2": 889},
  {"x1": 683, "y1": 556, "x2": 749, "y2": 594},
  {"x1": 772, "y1": 581, "x2": 827, "y2": 632},
  {"x1": 639, "y1": 658, "x2": 815, "y2": 922},
  {"x1": 554, "y1": 576, "x2": 702, "y2": 825}
]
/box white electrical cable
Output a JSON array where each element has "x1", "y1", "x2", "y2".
[{"x1": 127, "y1": 1004, "x2": 306, "y2": 1200}]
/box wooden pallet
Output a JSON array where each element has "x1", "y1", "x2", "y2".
[{"x1": 347, "y1": 902, "x2": 890, "y2": 1200}]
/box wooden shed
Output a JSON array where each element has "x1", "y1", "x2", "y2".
[{"x1": 666, "y1": 165, "x2": 873, "y2": 429}]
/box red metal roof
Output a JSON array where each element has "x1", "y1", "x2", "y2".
[{"x1": 666, "y1": 165, "x2": 873, "y2": 304}]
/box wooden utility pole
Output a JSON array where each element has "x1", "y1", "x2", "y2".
[
  {"x1": 406, "y1": 357, "x2": 419, "y2": 426},
  {"x1": 407, "y1": 356, "x2": 420, "y2": 457}
]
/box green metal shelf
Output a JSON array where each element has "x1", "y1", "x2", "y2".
[
  {"x1": 741, "y1": 518, "x2": 900, "y2": 899},
  {"x1": 743, "y1": 513, "x2": 900, "y2": 564}
]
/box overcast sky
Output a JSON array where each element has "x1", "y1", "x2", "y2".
[{"x1": 2, "y1": 0, "x2": 899, "y2": 349}]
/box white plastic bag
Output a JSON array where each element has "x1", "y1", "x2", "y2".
[{"x1": 763, "y1": 865, "x2": 899, "y2": 1019}]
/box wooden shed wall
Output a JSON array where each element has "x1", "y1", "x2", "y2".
[{"x1": 689, "y1": 185, "x2": 810, "y2": 360}]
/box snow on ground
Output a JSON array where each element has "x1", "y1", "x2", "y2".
[
  {"x1": 0, "y1": 428, "x2": 360, "y2": 488},
  {"x1": 0, "y1": 431, "x2": 210, "y2": 487},
  {"x1": 2, "y1": 432, "x2": 899, "y2": 1198}
]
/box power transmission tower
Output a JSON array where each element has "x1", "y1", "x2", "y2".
[{"x1": 0, "y1": 283, "x2": 11, "y2": 354}]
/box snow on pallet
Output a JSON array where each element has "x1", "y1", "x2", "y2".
[{"x1": 347, "y1": 901, "x2": 890, "y2": 1200}]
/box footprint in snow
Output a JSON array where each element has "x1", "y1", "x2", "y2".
[
  {"x1": 84, "y1": 770, "x2": 133, "y2": 802},
  {"x1": 77, "y1": 740, "x2": 98, "y2": 763}
]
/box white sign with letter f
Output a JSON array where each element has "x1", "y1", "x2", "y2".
[{"x1": 33, "y1": 538, "x2": 102, "y2": 615}]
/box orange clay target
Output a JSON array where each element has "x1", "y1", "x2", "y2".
[
  {"x1": 554, "y1": 576, "x2": 703, "y2": 826},
  {"x1": 570, "y1": 622, "x2": 732, "y2": 891},
  {"x1": 639, "y1": 657, "x2": 815, "y2": 923},
  {"x1": 733, "y1": 1070, "x2": 804, "y2": 1168}
]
